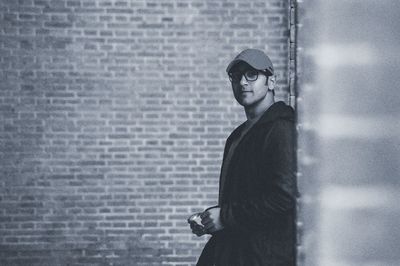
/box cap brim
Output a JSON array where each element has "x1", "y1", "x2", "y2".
[
  {"x1": 226, "y1": 59, "x2": 273, "y2": 75},
  {"x1": 226, "y1": 59, "x2": 257, "y2": 73}
]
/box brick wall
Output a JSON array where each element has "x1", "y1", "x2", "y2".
[
  {"x1": 0, "y1": 1, "x2": 293, "y2": 265},
  {"x1": 296, "y1": 0, "x2": 400, "y2": 265}
]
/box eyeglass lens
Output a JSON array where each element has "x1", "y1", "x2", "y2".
[{"x1": 229, "y1": 70, "x2": 259, "y2": 82}]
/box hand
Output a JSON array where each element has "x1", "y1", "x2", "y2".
[
  {"x1": 188, "y1": 213, "x2": 206, "y2": 237},
  {"x1": 201, "y1": 207, "x2": 224, "y2": 234},
  {"x1": 189, "y1": 221, "x2": 206, "y2": 237}
]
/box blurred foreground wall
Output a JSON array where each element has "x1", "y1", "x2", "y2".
[
  {"x1": 0, "y1": 0, "x2": 293, "y2": 265},
  {"x1": 297, "y1": 0, "x2": 400, "y2": 265}
]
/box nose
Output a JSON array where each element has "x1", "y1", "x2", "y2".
[{"x1": 240, "y1": 75, "x2": 248, "y2": 86}]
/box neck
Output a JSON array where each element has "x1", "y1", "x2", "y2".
[{"x1": 244, "y1": 92, "x2": 275, "y2": 120}]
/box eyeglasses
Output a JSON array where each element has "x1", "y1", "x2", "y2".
[{"x1": 228, "y1": 69, "x2": 267, "y2": 83}]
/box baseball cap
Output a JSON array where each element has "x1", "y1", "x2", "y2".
[{"x1": 226, "y1": 48, "x2": 274, "y2": 75}]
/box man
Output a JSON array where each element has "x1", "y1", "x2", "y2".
[{"x1": 189, "y1": 49, "x2": 297, "y2": 266}]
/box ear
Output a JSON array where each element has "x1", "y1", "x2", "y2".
[{"x1": 267, "y1": 75, "x2": 276, "y2": 90}]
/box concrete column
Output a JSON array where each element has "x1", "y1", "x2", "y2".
[{"x1": 297, "y1": 0, "x2": 400, "y2": 265}]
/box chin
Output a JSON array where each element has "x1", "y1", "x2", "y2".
[
  {"x1": 238, "y1": 100, "x2": 255, "y2": 107},
  {"x1": 235, "y1": 96, "x2": 249, "y2": 105}
]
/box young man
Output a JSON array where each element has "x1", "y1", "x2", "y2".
[{"x1": 189, "y1": 49, "x2": 297, "y2": 266}]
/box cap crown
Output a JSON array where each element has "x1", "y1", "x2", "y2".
[{"x1": 226, "y1": 48, "x2": 274, "y2": 75}]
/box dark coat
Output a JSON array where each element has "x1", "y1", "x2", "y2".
[{"x1": 197, "y1": 101, "x2": 298, "y2": 266}]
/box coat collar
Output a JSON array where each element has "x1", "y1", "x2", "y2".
[
  {"x1": 256, "y1": 101, "x2": 294, "y2": 125},
  {"x1": 231, "y1": 101, "x2": 294, "y2": 139}
]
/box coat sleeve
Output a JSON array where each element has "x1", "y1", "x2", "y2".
[{"x1": 219, "y1": 119, "x2": 297, "y2": 232}]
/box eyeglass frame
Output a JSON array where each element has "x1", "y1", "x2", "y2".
[{"x1": 228, "y1": 69, "x2": 270, "y2": 83}]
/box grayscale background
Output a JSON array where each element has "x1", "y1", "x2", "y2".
[
  {"x1": 1, "y1": 0, "x2": 399, "y2": 265},
  {"x1": 0, "y1": 0, "x2": 293, "y2": 265}
]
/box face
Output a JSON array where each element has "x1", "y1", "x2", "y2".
[{"x1": 229, "y1": 63, "x2": 270, "y2": 107}]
